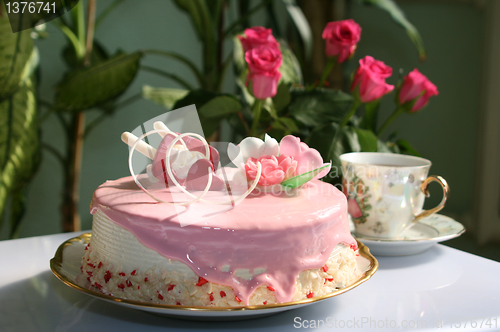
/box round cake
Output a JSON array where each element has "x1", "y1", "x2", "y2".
[{"x1": 81, "y1": 128, "x2": 359, "y2": 307}]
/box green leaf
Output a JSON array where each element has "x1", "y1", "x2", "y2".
[
  {"x1": 272, "y1": 82, "x2": 291, "y2": 113},
  {"x1": 359, "y1": 0, "x2": 426, "y2": 61},
  {"x1": 396, "y1": 139, "x2": 421, "y2": 157},
  {"x1": 269, "y1": 117, "x2": 299, "y2": 139},
  {"x1": 360, "y1": 99, "x2": 380, "y2": 131},
  {"x1": 281, "y1": 0, "x2": 313, "y2": 60},
  {"x1": 172, "y1": 89, "x2": 218, "y2": 110},
  {"x1": 306, "y1": 124, "x2": 361, "y2": 185},
  {"x1": 279, "y1": 40, "x2": 303, "y2": 85},
  {"x1": 171, "y1": 90, "x2": 224, "y2": 137},
  {"x1": 377, "y1": 139, "x2": 393, "y2": 153},
  {"x1": 173, "y1": 0, "x2": 216, "y2": 88},
  {"x1": 232, "y1": 35, "x2": 255, "y2": 106},
  {"x1": 0, "y1": 77, "x2": 40, "y2": 235},
  {"x1": 0, "y1": 12, "x2": 36, "y2": 101},
  {"x1": 288, "y1": 88, "x2": 353, "y2": 127},
  {"x1": 62, "y1": 41, "x2": 110, "y2": 69},
  {"x1": 354, "y1": 128, "x2": 378, "y2": 152},
  {"x1": 173, "y1": 0, "x2": 212, "y2": 41},
  {"x1": 55, "y1": 52, "x2": 142, "y2": 112},
  {"x1": 281, "y1": 164, "x2": 330, "y2": 188},
  {"x1": 142, "y1": 86, "x2": 189, "y2": 110},
  {"x1": 198, "y1": 95, "x2": 242, "y2": 119},
  {"x1": 8, "y1": 187, "x2": 27, "y2": 239}
]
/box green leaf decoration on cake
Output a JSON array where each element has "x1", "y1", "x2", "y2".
[{"x1": 280, "y1": 164, "x2": 330, "y2": 189}]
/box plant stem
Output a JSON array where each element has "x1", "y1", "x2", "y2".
[
  {"x1": 72, "y1": 1, "x2": 86, "y2": 57},
  {"x1": 237, "y1": 111, "x2": 251, "y2": 136},
  {"x1": 327, "y1": 98, "x2": 361, "y2": 161},
  {"x1": 216, "y1": 0, "x2": 225, "y2": 93},
  {"x1": 42, "y1": 143, "x2": 65, "y2": 167},
  {"x1": 316, "y1": 57, "x2": 336, "y2": 88},
  {"x1": 224, "y1": 0, "x2": 272, "y2": 36},
  {"x1": 84, "y1": 0, "x2": 96, "y2": 67},
  {"x1": 377, "y1": 107, "x2": 405, "y2": 137},
  {"x1": 62, "y1": 112, "x2": 84, "y2": 232},
  {"x1": 52, "y1": 19, "x2": 85, "y2": 59},
  {"x1": 61, "y1": 0, "x2": 97, "y2": 233},
  {"x1": 84, "y1": 93, "x2": 143, "y2": 138},
  {"x1": 250, "y1": 99, "x2": 263, "y2": 137}
]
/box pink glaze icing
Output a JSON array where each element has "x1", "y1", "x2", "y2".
[{"x1": 90, "y1": 176, "x2": 356, "y2": 305}]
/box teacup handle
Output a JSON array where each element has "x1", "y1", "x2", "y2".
[{"x1": 413, "y1": 175, "x2": 449, "y2": 222}]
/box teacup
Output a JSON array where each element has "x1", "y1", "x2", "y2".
[{"x1": 340, "y1": 152, "x2": 449, "y2": 239}]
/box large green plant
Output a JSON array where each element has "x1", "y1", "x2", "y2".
[
  {"x1": 0, "y1": 7, "x2": 40, "y2": 238},
  {"x1": 141, "y1": 0, "x2": 426, "y2": 185},
  {"x1": 0, "y1": 0, "x2": 426, "y2": 238}
]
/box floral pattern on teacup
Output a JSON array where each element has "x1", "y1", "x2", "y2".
[{"x1": 343, "y1": 174, "x2": 372, "y2": 224}]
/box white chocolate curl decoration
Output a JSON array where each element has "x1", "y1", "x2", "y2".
[{"x1": 124, "y1": 124, "x2": 262, "y2": 206}]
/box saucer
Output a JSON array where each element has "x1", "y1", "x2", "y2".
[{"x1": 352, "y1": 214, "x2": 465, "y2": 256}]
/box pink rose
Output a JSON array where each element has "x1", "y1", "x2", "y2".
[
  {"x1": 399, "y1": 69, "x2": 439, "y2": 112},
  {"x1": 245, "y1": 44, "x2": 282, "y2": 99},
  {"x1": 322, "y1": 19, "x2": 362, "y2": 63},
  {"x1": 238, "y1": 27, "x2": 278, "y2": 52},
  {"x1": 279, "y1": 135, "x2": 331, "y2": 179},
  {"x1": 351, "y1": 56, "x2": 394, "y2": 103},
  {"x1": 244, "y1": 155, "x2": 297, "y2": 186}
]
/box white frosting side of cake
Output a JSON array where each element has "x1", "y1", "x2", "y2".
[
  {"x1": 84, "y1": 209, "x2": 360, "y2": 306},
  {"x1": 91, "y1": 209, "x2": 195, "y2": 277}
]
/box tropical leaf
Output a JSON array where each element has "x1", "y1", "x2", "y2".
[
  {"x1": 268, "y1": 117, "x2": 299, "y2": 140},
  {"x1": 198, "y1": 95, "x2": 242, "y2": 119},
  {"x1": 359, "y1": 0, "x2": 426, "y2": 61},
  {"x1": 281, "y1": 0, "x2": 313, "y2": 60},
  {"x1": 171, "y1": 90, "x2": 240, "y2": 137},
  {"x1": 281, "y1": 164, "x2": 330, "y2": 189},
  {"x1": 360, "y1": 99, "x2": 380, "y2": 132},
  {"x1": 172, "y1": 0, "x2": 212, "y2": 41},
  {"x1": 0, "y1": 11, "x2": 36, "y2": 101},
  {"x1": 279, "y1": 40, "x2": 303, "y2": 85},
  {"x1": 173, "y1": 0, "x2": 216, "y2": 88},
  {"x1": 0, "y1": 76, "x2": 40, "y2": 237},
  {"x1": 354, "y1": 128, "x2": 378, "y2": 152},
  {"x1": 288, "y1": 88, "x2": 353, "y2": 127},
  {"x1": 62, "y1": 41, "x2": 110, "y2": 69},
  {"x1": 142, "y1": 86, "x2": 189, "y2": 110},
  {"x1": 272, "y1": 82, "x2": 291, "y2": 113},
  {"x1": 396, "y1": 139, "x2": 420, "y2": 156},
  {"x1": 54, "y1": 52, "x2": 142, "y2": 112}
]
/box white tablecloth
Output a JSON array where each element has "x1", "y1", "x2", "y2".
[{"x1": 1, "y1": 232, "x2": 499, "y2": 331}]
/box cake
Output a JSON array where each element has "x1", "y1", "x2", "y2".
[{"x1": 81, "y1": 124, "x2": 359, "y2": 307}]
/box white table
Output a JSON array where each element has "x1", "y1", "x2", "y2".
[{"x1": 1, "y1": 232, "x2": 499, "y2": 332}]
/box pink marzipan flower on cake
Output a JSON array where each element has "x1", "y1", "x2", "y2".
[
  {"x1": 231, "y1": 134, "x2": 330, "y2": 187},
  {"x1": 279, "y1": 135, "x2": 331, "y2": 180},
  {"x1": 245, "y1": 155, "x2": 297, "y2": 186},
  {"x1": 238, "y1": 27, "x2": 278, "y2": 52}
]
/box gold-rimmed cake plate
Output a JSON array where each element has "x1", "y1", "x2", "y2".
[{"x1": 50, "y1": 233, "x2": 378, "y2": 321}]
